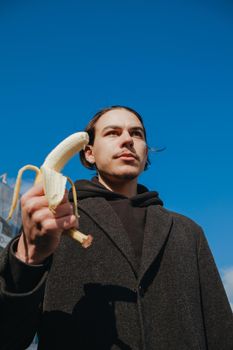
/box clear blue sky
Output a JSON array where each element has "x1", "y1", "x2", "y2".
[{"x1": 0, "y1": 0, "x2": 233, "y2": 281}]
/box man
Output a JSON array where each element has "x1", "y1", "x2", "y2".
[{"x1": 0, "y1": 106, "x2": 232, "y2": 349}]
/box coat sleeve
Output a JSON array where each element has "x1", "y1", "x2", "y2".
[
  {"x1": 0, "y1": 238, "x2": 50, "y2": 349},
  {"x1": 197, "y1": 228, "x2": 233, "y2": 350}
]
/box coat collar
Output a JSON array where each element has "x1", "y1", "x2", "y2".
[
  {"x1": 79, "y1": 198, "x2": 137, "y2": 274},
  {"x1": 138, "y1": 205, "x2": 173, "y2": 280},
  {"x1": 78, "y1": 198, "x2": 173, "y2": 280}
]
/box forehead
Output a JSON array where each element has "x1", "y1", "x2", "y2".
[{"x1": 95, "y1": 109, "x2": 143, "y2": 132}]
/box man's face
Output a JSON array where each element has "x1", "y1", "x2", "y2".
[{"x1": 85, "y1": 108, "x2": 148, "y2": 181}]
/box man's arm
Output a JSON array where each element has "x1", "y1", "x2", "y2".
[
  {"x1": 197, "y1": 228, "x2": 233, "y2": 350},
  {"x1": 0, "y1": 239, "x2": 48, "y2": 348},
  {"x1": 0, "y1": 182, "x2": 78, "y2": 348}
]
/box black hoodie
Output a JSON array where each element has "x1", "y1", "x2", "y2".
[
  {"x1": 69, "y1": 177, "x2": 163, "y2": 267},
  {"x1": 8, "y1": 177, "x2": 163, "y2": 293}
]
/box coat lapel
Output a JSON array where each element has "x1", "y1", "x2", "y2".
[
  {"x1": 138, "y1": 206, "x2": 173, "y2": 280},
  {"x1": 78, "y1": 198, "x2": 138, "y2": 274}
]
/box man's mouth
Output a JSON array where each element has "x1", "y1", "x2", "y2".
[{"x1": 115, "y1": 152, "x2": 138, "y2": 160}]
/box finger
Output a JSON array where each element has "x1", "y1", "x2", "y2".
[
  {"x1": 21, "y1": 183, "x2": 45, "y2": 205},
  {"x1": 22, "y1": 195, "x2": 49, "y2": 215},
  {"x1": 22, "y1": 187, "x2": 70, "y2": 213},
  {"x1": 22, "y1": 184, "x2": 69, "y2": 204},
  {"x1": 42, "y1": 215, "x2": 78, "y2": 232},
  {"x1": 54, "y1": 202, "x2": 75, "y2": 218},
  {"x1": 31, "y1": 202, "x2": 74, "y2": 223}
]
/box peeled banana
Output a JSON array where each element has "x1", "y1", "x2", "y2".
[{"x1": 7, "y1": 132, "x2": 93, "y2": 248}]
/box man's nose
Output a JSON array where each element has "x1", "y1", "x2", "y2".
[{"x1": 121, "y1": 130, "x2": 134, "y2": 146}]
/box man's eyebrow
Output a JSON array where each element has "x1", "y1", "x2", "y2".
[
  {"x1": 101, "y1": 125, "x2": 144, "y2": 132},
  {"x1": 130, "y1": 126, "x2": 144, "y2": 132},
  {"x1": 102, "y1": 125, "x2": 121, "y2": 132}
]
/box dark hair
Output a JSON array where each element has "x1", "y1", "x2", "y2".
[{"x1": 80, "y1": 105, "x2": 151, "y2": 170}]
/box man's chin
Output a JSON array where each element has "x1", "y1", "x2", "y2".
[
  {"x1": 97, "y1": 165, "x2": 142, "y2": 182},
  {"x1": 114, "y1": 173, "x2": 138, "y2": 180},
  {"x1": 108, "y1": 169, "x2": 140, "y2": 181}
]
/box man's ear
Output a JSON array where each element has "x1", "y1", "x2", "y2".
[{"x1": 84, "y1": 145, "x2": 95, "y2": 164}]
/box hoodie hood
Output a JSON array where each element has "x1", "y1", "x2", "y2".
[{"x1": 69, "y1": 176, "x2": 163, "y2": 208}]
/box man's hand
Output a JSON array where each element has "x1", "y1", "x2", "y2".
[{"x1": 16, "y1": 183, "x2": 78, "y2": 264}]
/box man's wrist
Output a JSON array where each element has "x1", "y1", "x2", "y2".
[
  {"x1": 8, "y1": 237, "x2": 52, "y2": 293},
  {"x1": 15, "y1": 234, "x2": 49, "y2": 265}
]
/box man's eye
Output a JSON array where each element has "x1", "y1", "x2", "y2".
[
  {"x1": 106, "y1": 130, "x2": 119, "y2": 136},
  {"x1": 131, "y1": 131, "x2": 143, "y2": 138}
]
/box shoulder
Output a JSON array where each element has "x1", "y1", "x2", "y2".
[
  {"x1": 154, "y1": 206, "x2": 209, "y2": 256},
  {"x1": 157, "y1": 205, "x2": 205, "y2": 238}
]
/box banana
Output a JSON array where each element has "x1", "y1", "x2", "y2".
[{"x1": 7, "y1": 132, "x2": 93, "y2": 248}]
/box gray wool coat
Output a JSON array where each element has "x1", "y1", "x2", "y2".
[{"x1": 0, "y1": 198, "x2": 232, "y2": 350}]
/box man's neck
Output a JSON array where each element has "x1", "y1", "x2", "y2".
[{"x1": 98, "y1": 174, "x2": 138, "y2": 198}]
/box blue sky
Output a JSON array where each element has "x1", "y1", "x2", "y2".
[{"x1": 0, "y1": 0, "x2": 233, "y2": 304}]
